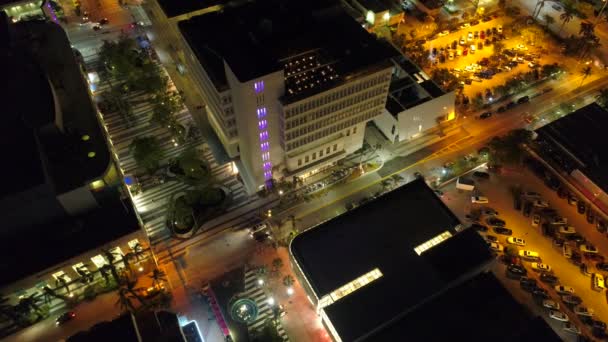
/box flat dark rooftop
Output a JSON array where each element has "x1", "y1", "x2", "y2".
[
  {"x1": 535, "y1": 102, "x2": 608, "y2": 192},
  {"x1": 178, "y1": 0, "x2": 398, "y2": 94},
  {"x1": 1, "y1": 19, "x2": 110, "y2": 196},
  {"x1": 291, "y1": 178, "x2": 493, "y2": 341},
  {"x1": 0, "y1": 196, "x2": 140, "y2": 287},
  {"x1": 156, "y1": 0, "x2": 227, "y2": 18},
  {"x1": 369, "y1": 272, "x2": 562, "y2": 342},
  {"x1": 356, "y1": 0, "x2": 401, "y2": 13}
]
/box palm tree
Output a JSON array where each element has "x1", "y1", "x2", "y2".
[
  {"x1": 18, "y1": 294, "x2": 43, "y2": 320},
  {"x1": 558, "y1": 4, "x2": 575, "y2": 36},
  {"x1": 0, "y1": 296, "x2": 21, "y2": 326},
  {"x1": 272, "y1": 258, "x2": 284, "y2": 272},
  {"x1": 149, "y1": 268, "x2": 167, "y2": 289},
  {"x1": 391, "y1": 174, "x2": 404, "y2": 185},
  {"x1": 56, "y1": 276, "x2": 71, "y2": 297},
  {"x1": 380, "y1": 179, "x2": 393, "y2": 191},
  {"x1": 124, "y1": 281, "x2": 147, "y2": 307},
  {"x1": 101, "y1": 249, "x2": 123, "y2": 285},
  {"x1": 131, "y1": 242, "x2": 145, "y2": 261},
  {"x1": 580, "y1": 66, "x2": 592, "y2": 87},
  {"x1": 115, "y1": 286, "x2": 136, "y2": 313},
  {"x1": 43, "y1": 286, "x2": 68, "y2": 303},
  {"x1": 579, "y1": 22, "x2": 595, "y2": 40},
  {"x1": 282, "y1": 275, "x2": 295, "y2": 287},
  {"x1": 99, "y1": 265, "x2": 111, "y2": 285}
]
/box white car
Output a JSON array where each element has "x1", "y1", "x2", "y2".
[
  {"x1": 563, "y1": 322, "x2": 581, "y2": 334},
  {"x1": 507, "y1": 237, "x2": 526, "y2": 246},
  {"x1": 519, "y1": 250, "x2": 540, "y2": 261},
  {"x1": 467, "y1": 31, "x2": 473, "y2": 41},
  {"x1": 459, "y1": 36, "x2": 466, "y2": 45},
  {"x1": 533, "y1": 200, "x2": 549, "y2": 208},
  {"x1": 542, "y1": 299, "x2": 559, "y2": 310},
  {"x1": 460, "y1": 23, "x2": 471, "y2": 29},
  {"x1": 549, "y1": 310, "x2": 569, "y2": 322},
  {"x1": 574, "y1": 306, "x2": 594, "y2": 317},
  {"x1": 448, "y1": 51, "x2": 454, "y2": 60},
  {"x1": 471, "y1": 196, "x2": 489, "y2": 204},
  {"x1": 438, "y1": 30, "x2": 449, "y2": 36},
  {"x1": 558, "y1": 226, "x2": 576, "y2": 234},
  {"x1": 532, "y1": 214, "x2": 541, "y2": 227},
  {"x1": 531, "y1": 262, "x2": 551, "y2": 272},
  {"x1": 497, "y1": 25, "x2": 503, "y2": 33},
  {"x1": 488, "y1": 242, "x2": 504, "y2": 252},
  {"x1": 554, "y1": 285, "x2": 575, "y2": 295},
  {"x1": 580, "y1": 244, "x2": 598, "y2": 254}
]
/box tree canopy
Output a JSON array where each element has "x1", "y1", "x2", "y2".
[{"x1": 130, "y1": 136, "x2": 164, "y2": 172}]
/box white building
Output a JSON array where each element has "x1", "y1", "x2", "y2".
[
  {"x1": 373, "y1": 56, "x2": 455, "y2": 143},
  {"x1": 177, "y1": 0, "x2": 397, "y2": 193}
]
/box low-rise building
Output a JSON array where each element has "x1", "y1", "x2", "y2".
[
  {"x1": 289, "y1": 178, "x2": 559, "y2": 341},
  {"x1": 0, "y1": 13, "x2": 147, "y2": 332},
  {"x1": 342, "y1": 0, "x2": 404, "y2": 28},
  {"x1": 373, "y1": 56, "x2": 455, "y2": 143},
  {"x1": 534, "y1": 103, "x2": 608, "y2": 212}
]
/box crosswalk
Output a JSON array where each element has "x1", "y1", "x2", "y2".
[
  {"x1": 82, "y1": 52, "x2": 256, "y2": 245},
  {"x1": 242, "y1": 269, "x2": 289, "y2": 340}
]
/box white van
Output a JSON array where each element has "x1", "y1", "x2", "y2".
[{"x1": 593, "y1": 273, "x2": 605, "y2": 291}]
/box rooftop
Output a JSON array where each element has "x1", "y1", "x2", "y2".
[
  {"x1": 356, "y1": 0, "x2": 403, "y2": 13},
  {"x1": 0, "y1": 195, "x2": 140, "y2": 287},
  {"x1": 178, "y1": 0, "x2": 397, "y2": 100},
  {"x1": 535, "y1": 103, "x2": 608, "y2": 192},
  {"x1": 291, "y1": 178, "x2": 493, "y2": 341},
  {"x1": 0, "y1": 17, "x2": 110, "y2": 196},
  {"x1": 369, "y1": 272, "x2": 562, "y2": 341}
]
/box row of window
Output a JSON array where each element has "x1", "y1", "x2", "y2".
[
  {"x1": 285, "y1": 86, "x2": 387, "y2": 130},
  {"x1": 297, "y1": 144, "x2": 339, "y2": 166},
  {"x1": 285, "y1": 98, "x2": 383, "y2": 140},
  {"x1": 223, "y1": 106, "x2": 234, "y2": 116},
  {"x1": 221, "y1": 94, "x2": 232, "y2": 105},
  {"x1": 286, "y1": 109, "x2": 378, "y2": 151},
  {"x1": 284, "y1": 73, "x2": 390, "y2": 118}
]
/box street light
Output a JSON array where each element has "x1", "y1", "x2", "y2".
[
  {"x1": 287, "y1": 287, "x2": 294, "y2": 296},
  {"x1": 267, "y1": 297, "x2": 275, "y2": 306},
  {"x1": 258, "y1": 278, "x2": 264, "y2": 286}
]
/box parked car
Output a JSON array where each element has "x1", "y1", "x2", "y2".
[
  {"x1": 485, "y1": 235, "x2": 498, "y2": 243},
  {"x1": 575, "y1": 306, "x2": 594, "y2": 317},
  {"x1": 587, "y1": 210, "x2": 596, "y2": 224},
  {"x1": 56, "y1": 312, "x2": 76, "y2": 326},
  {"x1": 523, "y1": 201, "x2": 533, "y2": 217},
  {"x1": 471, "y1": 196, "x2": 489, "y2": 204},
  {"x1": 531, "y1": 262, "x2": 551, "y2": 272},
  {"x1": 471, "y1": 223, "x2": 488, "y2": 232},
  {"x1": 542, "y1": 299, "x2": 560, "y2": 310},
  {"x1": 558, "y1": 226, "x2": 576, "y2": 234},
  {"x1": 564, "y1": 233, "x2": 584, "y2": 242},
  {"x1": 562, "y1": 295, "x2": 583, "y2": 305},
  {"x1": 540, "y1": 273, "x2": 559, "y2": 284},
  {"x1": 555, "y1": 285, "x2": 575, "y2": 295},
  {"x1": 488, "y1": 242, "x2": 504, "y2": 252},
  {"x1": 577, "y1": 201, "x2": 587, "y2": 214},
  {"x1": 563, "y1": 322, "x2": 581, "y2": 334},
  {"x1": 519, "y1": 250, "x2": 540, "y2": 261},
  {"x1": 580, "y1": 244, "x2": 598, "y2": 254},
  {"x1": 507, "y1": 237, "x2": 526, "y2": 246},
  {"x1": 533, "y1": 200, "x2": 549, "y2": 208},
  {"x1": 597, "y1": 220, "x2": 607, "y2": 233},
  {"x1": 520, "y1": 277, "x2": 538, "y2": 292},
  {"x1": 597, "y1": 262, "x2": 608, "y2": 271},
  {"x1": 486, "y1": 217, "x2": 506, "y2": 227},
  {"x1": 532, "y1": 214, "x2": 541, "y2": 227},
  {"x1": 494, "y1": 227, "x2": 513, "y2": 235},
  {"x1": 507, "y1": 263, "x2": 527, "y2": 276},
  {"x1": 523, "y1": 191, "x2": 541, "y2": 198},
  {"x1": 568, "y1": 194, "x2": 578, "y2": 205},
  {"x1": 98, "y1": 17, "x2": 109, "y2": 25},
  {"x1": 481, "y1": 207, "x2": 499, "y2": 216},
  {"x1": 533, "y1": 288, "x2": 550, "y2": 299},
  {"x1": 473, "y1": 171, "x2": 490, "y2": 179},
  {"x1": 557, "y1": 187, "x2": 568, "y2": 198},
  {"x1": 549, "y1": 310, "x2": 569, "y2": 322},
  {"x1": 517, "y1": 95, "x2": 530, "y2": 104}
]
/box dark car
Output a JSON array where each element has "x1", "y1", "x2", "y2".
[
  {"x1": 485, "y1": 234, "x2": 498, "y2": 242},
  {"x1": 471, "y1": 19, "x2": 480, "y2": 26},
  {"x1": 562, "y1": 295, "x2": 582, "y2": 305},
  {"x1": 517, "y1": 95, "x2": 530, "y2": 104},
  {"x1": 592, "y1": 320, "x2": 607, "y2": 330},
  {"x1": 506, "y1": 101, "x2": 517, "y2": 109},
  {"x1": 514, "y1": 196, "x2": 522, "y2": 211},
  {"x1": 577, "y1": 201, "x2": 586, "y2": 215},
  {"x1": 542, "y1": 223, "x2": 555, "y2": 238},
  {"x1": 592, "y1": 327, "x2": 607, "y2": 339},
  {"x1": 473, "y1": 171, "x2": 490, "y2": 179},
  {"x1": 523, "y1": 201, "x2": 533, "y2": 217},
  {"x1": 552, "y1": 238, "x2": 564, "y2": 247},
  {"x1": 494, "y1": 227, "x2": 513, "y2": 235},
  {"x1": 585, "y1": 253, "x2": 605, "y2": 262},
  {"x1": 496, "y1": 106, "x2": 507, "y2": 113},
  {"x1": 540, "y1": 272, "x2": 559, "y2": 284},
  {"x1": 596, "y1": 262, "x2": 608, "y2": 272},
  {"x1": 564, "y1": 233, "x2": 585, "y2": 243},
  {"x1": 507, "y1": 263, "x2": 527, "y2": 276},
  {"x1": 597, "y1": 220, "x2": 607, "y2": 233},
  {"x1": 471, "y1": 223, "x2": 488, "y2": 232},
  {"x1": 520, "y1": 277, "x2": 537, "y2": 292},
  {"x1": 486, "y1": 217, "x2": 506, "y2": 227},
  {"x1": 479, "y1": 111, "x2": 492, "y2": 119},
  {"x1": 557, "y1": 187, "x2": 568, "y2": 198},
  {"x1": 99, "y1": 18, "x2": 109, "y2": 25},
  {"x1": 587, "y1": 210, "x2": 596, "y2": 224},
  {"x1": 92, "y1": 24, "x2": 102, "y2": 31},
  {"x1": 253, "y1": 231, "x2": 272, "y2": 242},
  {"x1": 570, "y1": 252, "x2": 583, "y2": 266},
  {"x1": 532, "y1": 288, "x2": 549, "y2": 299},
  {"x1": 545, "y1": 177, "x2": 560, "y2": 191},
  {"x1": 56, "y1": 312, "x2": 76, "y2": 326}
]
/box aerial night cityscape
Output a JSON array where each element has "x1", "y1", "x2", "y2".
[{"x1": 4, "y1": 0, "x2": 608, "y2": 341}]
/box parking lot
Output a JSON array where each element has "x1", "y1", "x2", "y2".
[
  {"x1": 439, "y1": 165, "x2": 608, "y2": 340},
  {"x1": 413, "y1": 14, "x2": 580, "y2": 98}
]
